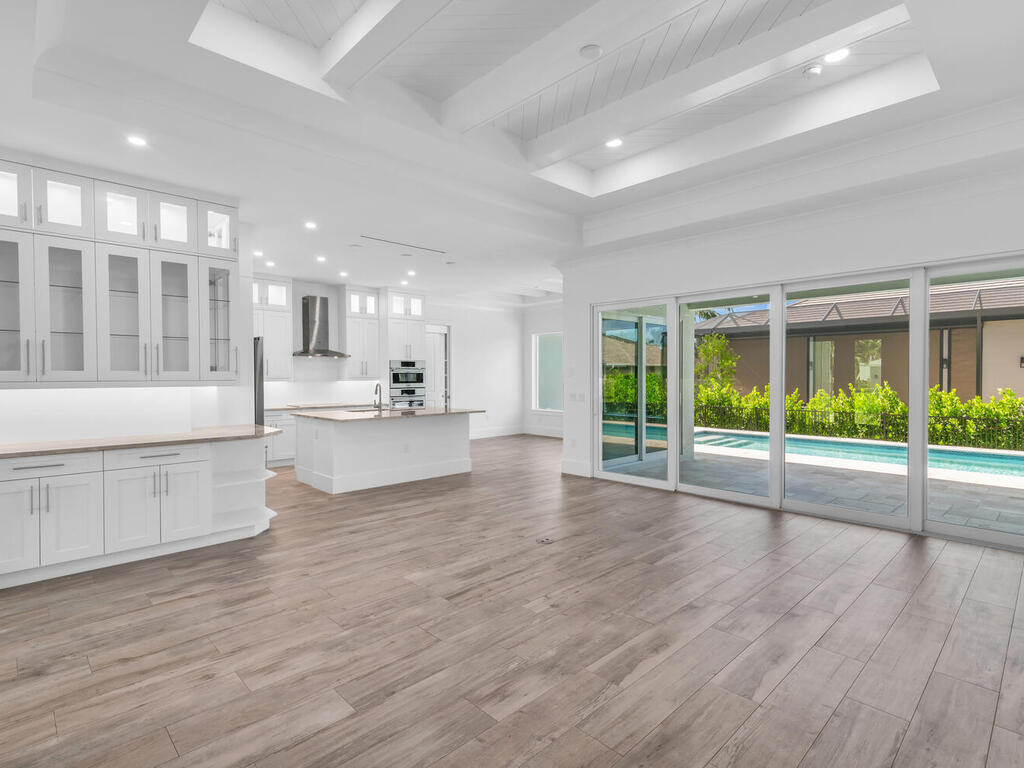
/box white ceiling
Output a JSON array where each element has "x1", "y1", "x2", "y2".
[{"x1": 1, "y1": 0, "x2": 1023, "y2": 301}]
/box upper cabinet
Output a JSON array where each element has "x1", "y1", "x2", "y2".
[
  {"x1": 0, "y1": 230, "x2": 35, "y2": 382},
  {"x1": 150, "y1": 252, "x2": 199, "y2": 381},
  {"x1": 149, "y1": 193, "x2": 198, "y2": 252},
  {"x1": 199, "y1": 201, "x2": 237, "y2": 257},
  {"x1": 33, "y1": 235, "x2": 97, "y2": 381},
  {"x1": 388, "y1": 291, "x2": 424, "y2": 318},
  {"x1": 253, "y1": 276, "x2": 291, "y2": 310},
  {"x1": 0, "y1": 160, "x2": 30, "y2": 228},
  {"x1": 96, "y1": 244, "x2": 151, "y2": 382},
  {"x1": 199, "y1": 258, "x2": 239, "y2": 380},
  {"x1": 347, "y1": 289, "x2": 378, "y2": 316},
  {"x1": 94, "y1": 182, "x2": 147, "y2": 245},
  {"x1": 33, "y1": 169, "x2": 94, "y2": 238}
]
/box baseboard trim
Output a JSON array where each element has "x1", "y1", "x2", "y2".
[{"x1": 561, "y1": 459, "x2": 592, "y2": 477}]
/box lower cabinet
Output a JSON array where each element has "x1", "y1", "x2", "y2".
[
  {"x1": 161, "y1": 460, "x2": 212, "y2": 542},
  {"x1": 39, "y1": 473, "x2": 105, "y2": 566},
  {"x1": 104, "y1": 466, "x2": 162, "y2": 553},
  {"x1": 0, "y1": 479, "x2": 40, "y2": 573},
  {"x1": 265, "y1": 414, "x2": 296, "y2": 464}
]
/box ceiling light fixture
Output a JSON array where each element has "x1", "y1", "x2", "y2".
[
  {"x1": 579, "y1": 43, "x2": 603, "y2": 60},
  {"x1": 126, "y1": 135, "x2": 148, "y2": 147},
  {"x1": 605, "y1": 137, "x2": 623, "y2": 148},
  {"x1": 803, "y1": 63, "x2": 823, "y2": 78},
  {"x1": 824, "y1": 48, "x2": 850, "y2": 64},
  {"x1": 316, "y1": 255, "x2": 326, "y2": 262},
  {"x1": 265, "y1": 261, "x2": 275, "y2": 267},
  {"x1": 253, "y1": 250, "x2": 263, "y2": 257},
  {"x1": 304, "y1": 221, "x2": 317, "y2": 230},
  {"x1": 339, "y1": 271, "x2": 348, "y2": 277},
  {"x1": 401, "y1": 280, "x2": 408, "y2": 286},
  {"x1": 407, "y1": 270, "x2": 416, "y2": 276}
]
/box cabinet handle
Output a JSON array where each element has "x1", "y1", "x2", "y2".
[
  {"x1": 233, "y1": 346, "x2": 238, "y2": 374},
  {"x1": 232, "y1": 236, "x2": 238, "y2": 254},
  {"x1": 45, "y1": 483, "x2": 50, "y2": 514},
  {"x1": 20, "y1": 201, "x2": 27, "y2": 223},
  {"x1": 29, "y1": 484, "x2": 34, "y2": 515},
  {"x1": 265, "y1": 358, "x2": 269, "y2": 376},
  {"x1": 41, "y1": 339, "x2": 45, "y2": 377},
  {"x1": 152, "y1": 471, "x2": 157, "y2": 498},
  {"x1": 155, "y1": 344, "x2": 161, "y2": 376},
  {"x1": 154, "y1": 223, "x2": 159, "y2": 241},
  {"x1": 141, "y1": 452, "x2": 180, "y2": 459},
  {"x1": 143, "y1": 343, "x2": 148, "y2": 376},
  {"x1": 13, "y1": 463, "x2": 64, "y2": 471},
  {"x1": 36, "y1": 204, "x2": 43, "y2": 225},
  {"x1": 25, "y1": 339, "x2": 30, "y2": 376},
  {"x1": 164, "y1": 470, "x2": 169, "y2": 497}
]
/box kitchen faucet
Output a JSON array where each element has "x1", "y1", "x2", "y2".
[{"x1": 374, "y1": 382, "x2": 383, "y2": 415}]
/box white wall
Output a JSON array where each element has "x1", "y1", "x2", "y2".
[
  {"x1": 427, "y1": 300, "x2": 524, "y2": 439},
  {"x1": 981, "y1": 319, "x2": 1024, "y2": 399},
  {"x1": 522, "y1": 301, "x2": 564, "y2": 438},
  {"x1": 561, "y1": 166, "x2": 1024, "y2": 476}
]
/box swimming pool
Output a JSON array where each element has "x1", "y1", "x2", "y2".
[{"x1": 602, "y1": 424, "x2": 1024, "y2": 477}]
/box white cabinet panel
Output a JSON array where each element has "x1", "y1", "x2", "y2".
[
  {"x1": 253, "y1": 277, "x2": 291, "y2": 310},
  {"x1": 0, "y1": 230, "x2": 35, "y2": 382},
  {"x1": 104, "y1": 466, "x2": 161, "y2": 553},
  {"x1": 267, "y1": 416, "x2": 296, "y2": 462},
  {"x1": 39, "y1": 472, "x2": 104, "y2": 566},
  {"x1": 0, "y1": 478, "x2": 40, "y2": 574},
  {"x1": 257, "y1": 309, "x2": 293, "y2": 380},
  {"x1": 347, "y1": 316, "x2": 379, "y2": 379},
  {"x1": 199, "y1": 258, "x2": 239, "y2": 380},
  {"x1": 149, "y1": 193, "x2": 197, "y2": 252},
  {"x1": 0, "y1": 159, "x2": 31, "y2": 228},
  {"x1": 151, "y1": 252, "x2": 199, "y2": 381},
  {"x1": 95, "y1": 181, "x2": 146, "y2": 245},
  {"x1": 161, "y1": 461, "x2": 212, "y2": 542},
  {"x1": 33, "y1": 169, "x2": 94, "y2": 238},
  {"x1": 96, "y1": 244, "x2": 151, "y2": 381},
  {"x1": 388, "y1": 318, "x2": 426, "y2": 361},
  {"x1": 407, "y1": 320, "x2": 426, "y2": 360},
  {"x1": 33, "y1": 236, "x2": 97, "y2": 382},
  {"x1": 198, "y1": 201, "x2": 237, "y2": 257}
]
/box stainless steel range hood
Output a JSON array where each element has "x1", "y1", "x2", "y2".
[{"x1": 293, "y1": 295, "x2": 349, "y2": 358}]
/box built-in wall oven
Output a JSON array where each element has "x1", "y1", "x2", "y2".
[{"x1": 390, "y1": 360, "x2": 426, "y2": 409}]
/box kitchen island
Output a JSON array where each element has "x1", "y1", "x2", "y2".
[{"x1": 293, "y1": 407, "x2": 484, "y2": 494}]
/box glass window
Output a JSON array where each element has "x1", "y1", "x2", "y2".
[
  {"x1": 927, "y1": 269, "x2": 1024, "y2": 536},
  {"x1": 600, "y1": 305, "x2": 669, "y2": 481},
  {"x1": 350, "y1": 293, "x2": 360, "y2": 313},
  {"x1": 0, "y1": 171, "x2": 18, "y2": 218},
  {"x1": 410, "y1": 297, "x2": 423, "y2": 316},
  {"x1": 681, "y1": 294, "x2": 771, "y2": 496},
  {"x1": 105, "y1": 191, "x2": 138, "y2": 236},
  {"x1": 207, "y1": 209, "x2": 230, "y2": 249},
  {"x1": 252, "y1": 282, "x2": 260, "y2": 304},
  {"x1": 366, "y1": 295, "x2": 376, "y2": 314},
  {"x1": 785, "y1": 281, "x2": 909, "y2": 517},
  {"x1": 46, "y1": 180, "x2": 82, "y2": 227},
  {"x1": 534, "y1": 333, "x2": 563, "y2": 411},
  {"x1": 159, "y1": 202, "x2": 189, "y2": 243},
  {"x1": 392, "y1": 295, "x2": 405, "y2": 314},
  {"x1": 267, "y1": 284, "x2": 287, "y2": 307}
]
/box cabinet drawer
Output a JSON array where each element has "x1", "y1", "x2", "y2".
[
  {"x1": 104, "y1": 443, "x2": 210, "y2": 470},
  {"x1": 0, "y1": 452, "x2": 103, "y2": 482}
]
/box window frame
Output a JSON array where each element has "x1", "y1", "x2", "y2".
[{"x1": 532, "y1": 331, "x2": 564, "y2": 413}]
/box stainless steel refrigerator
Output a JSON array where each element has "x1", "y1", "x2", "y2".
[{"x1": 254, "y1": 336, "x2": 265, "y2": 426}]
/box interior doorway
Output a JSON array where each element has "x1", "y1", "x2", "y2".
[{"x1": 425, "y1": 324, "x2": 450, "y2": 408}]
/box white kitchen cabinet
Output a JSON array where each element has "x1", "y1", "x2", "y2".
[
  {"x1": 0, "y1": 230, "x2": 35, "y2": 382},
  {"x1": 347, "y1": 316, "x2": 379, "y2": 378},
  {"x1": 0, "y1": 478, "x2": 40, "y2": 574},
  {"x1": 0, "y1": 159, "x2": 31, "y2": 228},
  {"x1": 34, "y1": 235, "x2": 97, "y2": 382},
  {"x1": 198, "y1": 201, "x2": 238, "y2": 257},
  {"x1": 388, "y1": 318, "x2": 426, "y2": 361},
  {"x1": 199, "y1": 258, "x2": 239, "y2": 380},
  {"x1": 388, "y1": 292, "x2": 425, "y2": 318},
  {"x1": 33, "y1": 169, "x2": 95, "y2": 238},
  {"x1": 151, "y1": 251, "x2": 199, "y2": 381},
  {"x1": 94, "y1": 181, "x2": 147, "y2": 245},
  {"x1": 253, "y1": 277, "x2": 291, "y2": 310},
  {"x1": 104, "y1": 465, "x2": 162, "y2": 552},
  {"x1": 96, "y1": 243, "x2": 151, "y2": 381},
  {"x1": 160, "y1": 460, "x2": 212, "y2": 542},
  {"x1": 149, "y1": 192, "x2": 198, "y2": 252},
  {"x1": 255, "y1": 308, "x2": 293, "y2": 380},
  {"x1": 39, "y1": 472, "x2": 104, "y2": 566},
  {"x1": 347, "y1": 289, "x2": 377, "y2": 316},
  {"x1": 265, "y1": 414, "x2": 296, "y2": 464}
]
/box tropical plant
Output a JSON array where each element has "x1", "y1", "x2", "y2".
[{"x1": 694, "y1": 333, "x2": 740, "y2": 388}]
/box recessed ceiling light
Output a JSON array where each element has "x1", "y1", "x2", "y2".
[
  {"x1": 339, "y1": 271, "x2": 348, "y2": 277},
  {"x1": 824, "y1": 48, "x2": 850, "y2": 64},
  {"x1": 304, "y1": 221, "x2": 317, "y2": 230},
  {"x1": 803, "y1": 63, "x2": 823, "y2": 78},
  {"x1": 579, "y1": 44, "x2": 603, "y2": 60},
  {"x1": 316, "y1": 255, "x2": 326, "y2": 262},
  {"x1": 253, "y1": 250, "x2": 263, "y2": 257},
  {"x1": 605, "y1": 137, "x2": 623, "y2": 148},
  {"x1": 126, "y1": 135, "x2": 147, "y2": 147},
  {"x1": 401, "y1": 280, "x2": 408, "y2": 286},
  {"x1": 407, "y1": 270, "x2": 416, "y2": 276},
  {"x1": 349, "y1": 243, "x2": 362, "y2": 248},
  {"x1": 265, "y1": 261, "x2": 275, "y2": 267}
]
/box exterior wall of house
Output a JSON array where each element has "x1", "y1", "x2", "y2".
[{"x1": 981, "y1": 319, "x2": 1024, "y2": 398}]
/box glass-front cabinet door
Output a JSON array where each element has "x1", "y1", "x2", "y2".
[
  {"x1": 149, "y1": 193, "x2": 197, "y2": 252},
  {"x1": 199, "y1": 258, "x2": 238, "y2": 380},
  {"x1": 32, "y1": 169, "x2": 94, "y2": 238},
  {"x1": 198, "y1": 201, "x2": 237, "y2": 257},
  {"x1": 150, "y1": 252, "x2": 199, "y2": 381},
  {"x1": 0, "y1": 159, "x2": 31, "y2": 228},
  {"x1": 33, "y1": 235, "x2": 97, "y2": 381},
  {"x1": 0, "y1": 230, "x2": 35, "y2": 381},
  {"x1": 95, "y1": 182, "x2": 146, "y2": 245},
  {"x1": 96, "y1": 244, "x2": 151, "y2": 381}
]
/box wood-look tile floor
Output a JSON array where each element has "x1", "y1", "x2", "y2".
[{"x1": 2, "y1": 434, "x2": 1023, "y2": 768}]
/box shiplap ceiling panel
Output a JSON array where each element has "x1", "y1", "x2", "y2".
[
  {"x1": 570, "y1": 22, "x2": 922, "y2": 171},
  {"x1": 376, "y1": 0, "x2": 603, "y2": 101},
  {"x1": 215, "y1": 0, "x2": 367, "y2": 48}
]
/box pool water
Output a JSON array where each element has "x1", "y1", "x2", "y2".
[{"x1": 602, "y1": 424, "x2": 1024, "y2": 476}]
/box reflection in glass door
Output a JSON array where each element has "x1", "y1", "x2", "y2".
[
  {"x1": 599, "y1": 305, "x2": 669, "y2": 482},
  {"x1": 680, "y1": 294, "x2": 771, "y2": 497}
]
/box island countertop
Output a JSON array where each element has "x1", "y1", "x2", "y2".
[{"x1": 292, "y1": 407, "x2": 484, "y2": 423}]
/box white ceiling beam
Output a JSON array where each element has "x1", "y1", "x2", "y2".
[
  {"x1": 440, "y1": 0, "x2": 701, "y2": 133},
  {"x1": 526, "y1": 0, "x2": 911, "y2": 168},
  {"x1": 321, "y1": 0, "x2": 453, "y2": 92}
]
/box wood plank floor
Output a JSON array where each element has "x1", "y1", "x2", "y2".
[{"x1": 1, "y1": 434, "x2": 1023, "y2": 767}]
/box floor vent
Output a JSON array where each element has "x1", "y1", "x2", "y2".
[{"x1": 536, "y1": 537, "x2": 554, "y2": 545}]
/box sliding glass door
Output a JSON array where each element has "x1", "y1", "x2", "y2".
[{"x1": 598, "y1": 304, "x2": 671, "y2": 484}]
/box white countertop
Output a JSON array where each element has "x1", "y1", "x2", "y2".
[{"x1": 292, "y1": 407, "x2": 484, "y2": 423}]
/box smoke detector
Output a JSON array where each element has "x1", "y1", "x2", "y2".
[{"x1": 803, "y1": 63, "x2": 823, "y2": 78}]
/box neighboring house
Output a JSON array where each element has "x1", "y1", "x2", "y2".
[{"x1": 695, "y1": 279, "x2": 1024, "y2": 401}]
